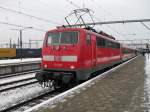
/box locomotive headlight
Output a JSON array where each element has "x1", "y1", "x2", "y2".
[
  {"x1": 44, "y1": 64, "x2": 47, "y2": 68},
  {"x1": 70, "y1": 65, "x2": 75, "y2": 69}
]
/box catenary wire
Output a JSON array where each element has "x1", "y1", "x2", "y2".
[{"x1": 0, "y1": 5, "x2": 61, "y2": 25}]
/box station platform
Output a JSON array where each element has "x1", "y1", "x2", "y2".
[
  {"x1": 0, "y1": 58, "x2": 41, "y2": 65},
  {"x1": 33, "y1": 56, "x2": 150, "y2": 112}
]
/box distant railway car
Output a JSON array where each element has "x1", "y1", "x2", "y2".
[
  {"x1": 0, "y1": 48, "x2": 41, "y2": 59},
  {"x1": 0, "y1": 48, "x2": 16, "y2": 58},
  {"x1": 35, "y1": 27, "x2": 137, "y2": 88},
  {"x1": 16, "y1": 48, "x2": 41, "y2": 58},
  {"x1": 121, "y1": 46, "x2": 136, "y2": 61}
]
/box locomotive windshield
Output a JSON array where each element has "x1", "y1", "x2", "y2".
[{"x1": 47, "y1": 31, "x2": 78, "y2": 45}]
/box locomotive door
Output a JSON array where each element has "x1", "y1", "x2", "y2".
[{"x1": 91, "y1": 35, "x2": 96, "y2": 67}]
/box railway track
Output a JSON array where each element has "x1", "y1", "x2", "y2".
[
  {"x1": 0, "y1": 70, "x2": 39, "y2": 79},
  {"x1": 0, "y1": 80, "x2": 38, "y2": 93},
  {"x1": 0, "y1": 73, "x2": 37, "y2": 92},
  {"x1": 0, "y1": 89, "x2": 62, "y2": 112},
  {"x1": 0, "y1": 77, "x2": 35, "y2": 86}
]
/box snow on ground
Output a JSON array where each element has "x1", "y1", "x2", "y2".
[
  {"x1": 0, "y1": 79, "x2": 36, "y2": 91},
  {"x1": 0, "y1": 73, "x2": 35, "y2": 85},
  {"x1": 144, "y1": 54, "x2": 150, "y2": 109},
  {"x1": 0, "y1": 58, "x2": 41, "y2": 65},
  {"x1": 0, "y1": 83, "x2": 49, "y2": 111}
]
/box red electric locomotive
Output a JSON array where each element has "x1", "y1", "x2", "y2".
[{"x1": 35, "y1": 27, "x2": 136, "y2": 88}]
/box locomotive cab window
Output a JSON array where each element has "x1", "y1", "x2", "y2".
[
  {"x1": 47, "y1": 32, "x2": 60, "y2": 45},
  {"x1": 86, "y1": 34, "x2": 91, "y2": 45},
  {"x1": 47, "y1": 31, "x2": 78, "y2": 45},
  {"x1": 61, "y1": 31, "x2": 78, "y2": 45}
]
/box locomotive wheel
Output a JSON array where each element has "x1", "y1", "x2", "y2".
[
  {"x1": 53, "y1": 80, "x2": 62, "y2": 90},
  {"x1": 53, "y1": 80, "x2": 74, "y2": 90},
  {"x1": 53, "y1": 74, "x2": 78, "y2": 90}
]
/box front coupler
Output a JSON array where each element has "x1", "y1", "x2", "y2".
[{"x1": 35, "y1": 70, "x2": 74, "y2": 85}]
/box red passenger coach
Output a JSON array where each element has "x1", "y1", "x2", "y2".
[
  {"x1": 121, "y1": 46, "x2": 137, "y2": 61},
  {"x1": 35, "y1": 27, "x2": 136, "y2": 88}
]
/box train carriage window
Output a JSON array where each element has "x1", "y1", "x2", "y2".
[
  {"x1": 106, "y1": 41, "x2": 120, "y2": 49},
  {"x1": 123, "y1": 48, "x2": 130, "y2": 54},
  {"x1": 86, "y1": 34, "x2": 91, "y2": 45},
  {"x1": 96, "y1": 37, "x2": 106, "y2": 47}
]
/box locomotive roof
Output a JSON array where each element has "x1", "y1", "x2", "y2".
[
  {"x1": 46, "y1": 27, "x2": 137, "y2": 50},
  {"x1": 47, "y1": 27, "x2": 119, "y2": 43}
]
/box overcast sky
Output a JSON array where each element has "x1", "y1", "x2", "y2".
[{"x1": 0, "y1": 0, "x2": 150, "y2": 46}]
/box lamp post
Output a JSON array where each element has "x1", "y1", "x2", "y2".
[{"x1": 10, "y1": 27, "x2": 33, "y2": 60}]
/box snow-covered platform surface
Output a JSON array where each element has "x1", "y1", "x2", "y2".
[
  {"x1": 0, "y1": 58, "x2": 41, "y2": 65},
  {"x1": 24, "y1": 55, "x2": 150, "y2": 112}
]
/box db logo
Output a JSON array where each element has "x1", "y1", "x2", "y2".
[{"x1": 54, "y1": 56, "x2": 61, "y2": 61}]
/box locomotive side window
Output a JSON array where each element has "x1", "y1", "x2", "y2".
[
  {"x1": 112, "y1": 42, "x2": 115, "y2": 48},
  {"x1": 113, "y1": 42, "x2": 120, "y2": 48},
  {"x1": 86, "y1": 34, "x2": 91, "y2": 45},
  {"x1": 111, "y1": 42, "x2": 117, "y2": 48},
  {"x1": 116, "y1": 43, "x2": 120, "y2": 48},
  {"x1": 106, "y1": 40, "x2": 112, "y2": 48},
  {"x1": 96, "y1": 37, "x2": 106, "y2": 47},
  {"x1": 61, "y1": 31, "x2": 78, "y2": 45}
]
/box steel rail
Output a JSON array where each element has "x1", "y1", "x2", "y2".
[
  {"x1": 0, "y1": 81, "x2": 38, "y2": 92},
  {"x1": 0, "y1": 90, "x2": 61, "y2": 112},
  {"x1": 0, "y1": 77, "x2": 35, "y2": 87},
  {"x1": 0, "y1": 70, "x2": 39, "y2": 79}
]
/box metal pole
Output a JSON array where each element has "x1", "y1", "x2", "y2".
[
  {"x1": 20, "y1": 30, "x2": 22, "y2": 60},
  {"x1": 29, "y1": 39, "x2": 31, "y2": 48},
  {"x1": 18, "y1": 38, "x2": 19, "y2": 48},
  {"x1": 36, "y1": 41, "x2": 38, "y2": 48},
  {"x1": 9, "y1": 38, "x2": 12, "y2": 48}
]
